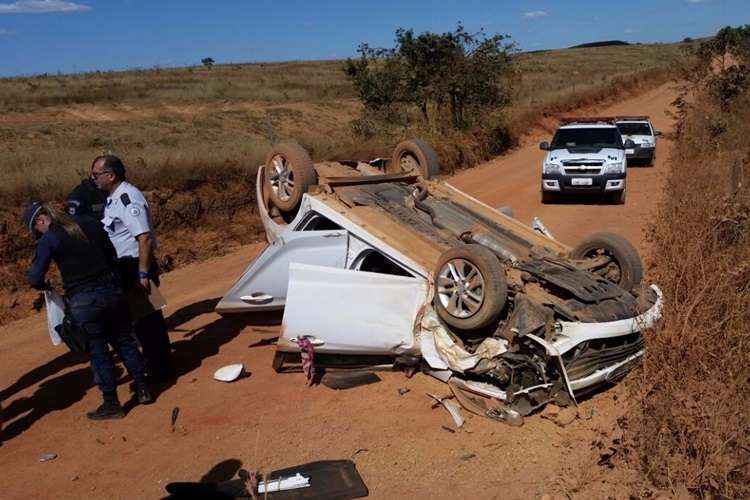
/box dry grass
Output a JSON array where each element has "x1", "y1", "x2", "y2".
[
  {"x1": 0, "y1": 41, "x2": 684, "y2": 325},
  {"x1": 623, "y1": 85, "x2": 750, "y2": 497}
]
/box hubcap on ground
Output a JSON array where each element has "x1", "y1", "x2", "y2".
[
  {"x1": 437, "y1": 258, "x2": 485, "y2": 318},
  {"x1": 269, "y1": 155, "x2": 295, "y2": 201}
]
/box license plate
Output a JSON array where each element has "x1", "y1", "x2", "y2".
[
  {"x1": 626, "y1": 148, "x2": 635, "y2": 154},
  {"x1": 571, "y1": 178, "x2": 593, "y2": 186}
]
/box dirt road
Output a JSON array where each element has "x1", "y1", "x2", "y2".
[{"x1": 0, "y1": 83, "x2": 677, "y2": 499}]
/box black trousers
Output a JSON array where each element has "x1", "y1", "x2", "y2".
[{"x1": 117, "y1": 257, "x2": 174, "y2": 381}]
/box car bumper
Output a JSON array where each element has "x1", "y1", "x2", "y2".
[
  {"x1": 626, "y1": 145, "x2": 655, "y2": 160},
  {"x1": 541, "y1": 172, "x2": 626, "y2": 193}
]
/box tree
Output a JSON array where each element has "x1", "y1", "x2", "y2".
[
  {"x1": 343, "y1": 24, "x2": 516, "y2": 130},
  {"x1": 201, "y1": 57, "x2": 215, "y2": 70}
]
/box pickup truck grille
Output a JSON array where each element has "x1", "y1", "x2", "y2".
[{"x1": 563, "y1": 165, "x2": 602, "y2": 175}]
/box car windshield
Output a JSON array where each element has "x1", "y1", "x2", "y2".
[
  {"x1": 551, "y1": 128, "x2": 622, "y2": 149},
  {"x1": 616, "y1": 122, "x2": 652, "y2": 136}
]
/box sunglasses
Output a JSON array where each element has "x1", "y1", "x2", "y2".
[{"x1": 91, "y1": 170, "x2": 113, "y2": 179}]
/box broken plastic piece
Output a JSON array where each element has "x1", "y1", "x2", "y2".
[
  {"x1": 257, "y1": 473, "x2": 310, "y2": 493},
  {"x1": 38, "y1": 453, "x2": 57, "y2": 463},
  {"x1": 427, "y1": 393, "x2": 464, "y2": 428},
  {"x1": 213, "y1": 364, "x2": 244, "y2": 382}
]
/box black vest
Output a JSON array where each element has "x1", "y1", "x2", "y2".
[{"x1": 49, "y1": 217, "x2": 116, "y2": 294}]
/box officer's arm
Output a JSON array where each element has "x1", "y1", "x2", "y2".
[
  {"x1": 26, "y1": 233, "x2": 58, "y2": 289},
  {"x1": 136, "y1": 232, "x2": 154, "y2": 274}
]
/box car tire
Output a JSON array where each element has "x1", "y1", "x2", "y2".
[
  {"x1": 541, "y1": 191, "x2": 557, "y2": 204},
  {"x1": 388, "y1": 138, "x2": 441, "y2": 179},
  {"x1": 570, "y1": 232, "x2": 643, "y2": 291},
  {"x1": 613, "y1": 189, "x2": 626, "y2": 205},
  {"x1": 264, "y1": 141, "x2": 317, "y2": 213},
  {"x1": 433, "y1": 244, "x2": 507, "y2": 331}
]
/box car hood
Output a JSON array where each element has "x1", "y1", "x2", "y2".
[
  {"x1": 547, "y1": 148, "x2": 623, "y2": 163},
  {"x1": 620, "y1": 134, "x2": 652, "y2": 145}
]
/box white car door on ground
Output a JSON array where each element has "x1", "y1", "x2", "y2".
[
  {"x1": 215, "y1": 230, "x2": 348, "y2": 314},
  {"x1": 281, "y1": 263, "x2": 428, "y2": 355}
]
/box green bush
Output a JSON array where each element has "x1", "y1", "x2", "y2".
[{"x1": 343, "y1": 24, "x2": 516, "y2": 131}]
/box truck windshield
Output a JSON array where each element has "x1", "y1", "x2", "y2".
[
  {"x1": 616, "y1": 122, "x2": 652, "y2": 135},
  {"x1": 551, "y1": 128, "x2": 621, "y2": 149}
]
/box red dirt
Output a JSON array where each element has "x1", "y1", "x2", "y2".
[{"x1": 0, "y1": 83, "x2": 677, "y2": 499}]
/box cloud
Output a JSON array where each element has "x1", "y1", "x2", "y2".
[
  {"x1": 0, "y1": 27, "x2": 13, "y2": 35},
  {"x1": 624, "y1": 28, "x2": 637, "y2": 34},
  {"x1": 523, "y1": 10, "x2": 548, "y2": 19},
  {"x1": 685, "y1": 0, "x2": 708, "y2": 3},
  {"x1": 0, "y1": 1, "x2": 91, "y2": 14}
]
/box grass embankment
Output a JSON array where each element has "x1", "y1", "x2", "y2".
[
  {"x1": 624, "y1": 73, "x2": 750, "y2": 496},
  {"x1": 0, "y1": 41, "x2": 684, "y2": 324}
]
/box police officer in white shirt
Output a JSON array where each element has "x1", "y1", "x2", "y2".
[{"x1": 91, "y1": 155, "x2": 174, "y2": 383}]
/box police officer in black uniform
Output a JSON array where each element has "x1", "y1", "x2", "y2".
[
  {"x1": 66, "y1": 171, "x2": 107, "y2": 219},
  {"x1": 23, "y1": 202, "x2": 152, "y2": 420}
]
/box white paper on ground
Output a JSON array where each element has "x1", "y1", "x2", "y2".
[
  {"x1": 44, "y1": 290, "x2": 64, "y2": 346},
  {"x1": 257, "y1": 473, "x2": 310, "y2": 493}
]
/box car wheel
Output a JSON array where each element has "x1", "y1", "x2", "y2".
[
  {"x1": 570, "y1": 232, "x2": 643, "y2": 291},
  {"x1": 541, "y1": 191, "x2": 557, "y2": 204},
  {"x1": 264, "y1": 141, "x2": 317, "y2": 213},
  {"x1": 434, "y1": 244, "x2": 507, "y2": 331},
  {"x1": 388, "y1": 138, "x2": 441, "y2": 179},
  {"x1": 610, "y1": 189, "x2": 626, "y2": 205}
]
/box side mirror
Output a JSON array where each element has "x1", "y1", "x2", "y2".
[
  {"x1": 654, "y1": 130, "x2": 662, "y2": 136},
  {"x1": 539, "y1": 141, "x2": 550, "y2": 151},
  {"x1": 624, "y1": 139, "x2": 636, "y2": 149}
]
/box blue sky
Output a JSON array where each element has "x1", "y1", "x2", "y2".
[{"x1": 0, "y1": 0, "x2": 747, "y2": 77}]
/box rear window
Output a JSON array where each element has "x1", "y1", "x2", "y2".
[
  {"x1": 551, "y1": 128, "x2": 621, "y2": 149},
  {"x1": 616, "y1": 122, "x2": 652, "y2": 136}
]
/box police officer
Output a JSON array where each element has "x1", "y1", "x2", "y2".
[
  {"x1": 66, "y1": 166, "x2": 108, "y2": 219},
  {"x1": 23, "y1": 202, "x2": 152, "y2": 420},
  {"x1": 91, "y1": 155, "x2": 175, "y2": 383}
]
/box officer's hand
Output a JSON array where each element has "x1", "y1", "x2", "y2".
[{"x1": 139, "y1": 277, "x2": 151, "y2": 293}]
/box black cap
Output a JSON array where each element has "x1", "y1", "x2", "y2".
[{"x1": 22, "y1": 201, "x2": 44, "y2": 234}]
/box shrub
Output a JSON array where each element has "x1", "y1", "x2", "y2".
[{"x1": 343, "y1": 24, "x2": 516, "y2": 131}]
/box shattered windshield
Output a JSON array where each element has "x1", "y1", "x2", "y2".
[
  {"x1": 551, "y1": 128, "x2": 622, "y2": 150},
  {"x1": 617, "y1": 122, "x2": 652, "y2": 136}
]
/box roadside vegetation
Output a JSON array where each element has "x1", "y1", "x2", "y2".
[
  {"x1": 0, "y1": 35, "x2": 684, "y2": 324},
  {"x1": 624, "y1": 25, "x2": 750, "y2": 498}
]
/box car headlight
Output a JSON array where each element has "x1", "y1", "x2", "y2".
[
  {"x1": 603, "y1": 162, "x2": 624, "y2": 174},
  {"x1": 543, "y1": 162, "x2": 561, "y2": 174}
]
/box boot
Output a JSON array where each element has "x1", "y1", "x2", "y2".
[
  {"x1": 136, "y1": 383, "x2": 154, "y2": 405},
  {"x1": 86, "y1": 392, "x2": 124, "y2": 421}
]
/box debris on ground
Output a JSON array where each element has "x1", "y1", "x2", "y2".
[
  {"x1": 38, "y1": 453, "x2": 57, "y2": 463},
  {"x1": 170, "y1": 407, "x2": 180, "y2": 432},
  {"x1": 460, "y1": 453, "x2": 477, "y2": 461},
  {"x1": 296, "y1": 336, "x2": 317, "y2": 386},
  {"x1": 321, "y1": 371, "x2": 381, "y2": 390},
  {"x1": 397, "y1": 388, "x2": 410, "y2": 396},
  {"x1": 350, "y1": 448, "x2": 369, "y2": 459},
  {"x1": 441, "y1": 425, "x2": 456, "y2": 434},
  {"x1": 427, "y1": 393, "x2": 465, "y2": 428},
  {"x1": 540, "y1": 405, "x2": 578, "y2": 427},
  {"x1": 213, "y1": 363, "x2": 244, "y2": 382}
]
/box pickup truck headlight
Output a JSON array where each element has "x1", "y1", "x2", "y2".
[
  {"x1": 543, "y1": 162, "x2": 562, "y2": 175},
  {"x1": 603, "y1": 162, "x2": 624, "y2": 174}
]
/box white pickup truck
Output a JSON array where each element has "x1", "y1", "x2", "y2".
[{"x1": 615, "y1": 116, "x2": 661, "y2": 166}]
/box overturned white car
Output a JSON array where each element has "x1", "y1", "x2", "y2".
[{"x1": 217, "y1": 139, "x2": 662, "y2": 421}]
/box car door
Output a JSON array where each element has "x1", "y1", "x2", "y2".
[
  {"x1": 279, "y1": 263, "x2": 428, "y2": 355},
  {"x1": 215, "y1": 229, "x2": 348, "y2": 314}
]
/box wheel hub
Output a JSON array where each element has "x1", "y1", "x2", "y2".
[
  {"x1": 437, "y1": 258, "x2": 485, "y2": 318},
  {"x1": 269, "y1": 155, "x2": 295, "y2": 201}
]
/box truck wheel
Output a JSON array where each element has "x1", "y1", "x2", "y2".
[
  {"x1": 264, "y1": 141, "x2": 317, "y2": 213},
  {"x1": 434, "y1": 244, "x2": 507, "y2": 331},
  {"x1": 388, "y1": 139, "x2": 441, "y2": 179},
  {"x1": 609, "y1": 189, "x2": 626, "y2": 205},
  {"x1": 570, "y1": 232, "x2": 643, "y2": 291},
  {"x1": 541, "y1": 191, "x2": 557, "y2": 204}
]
